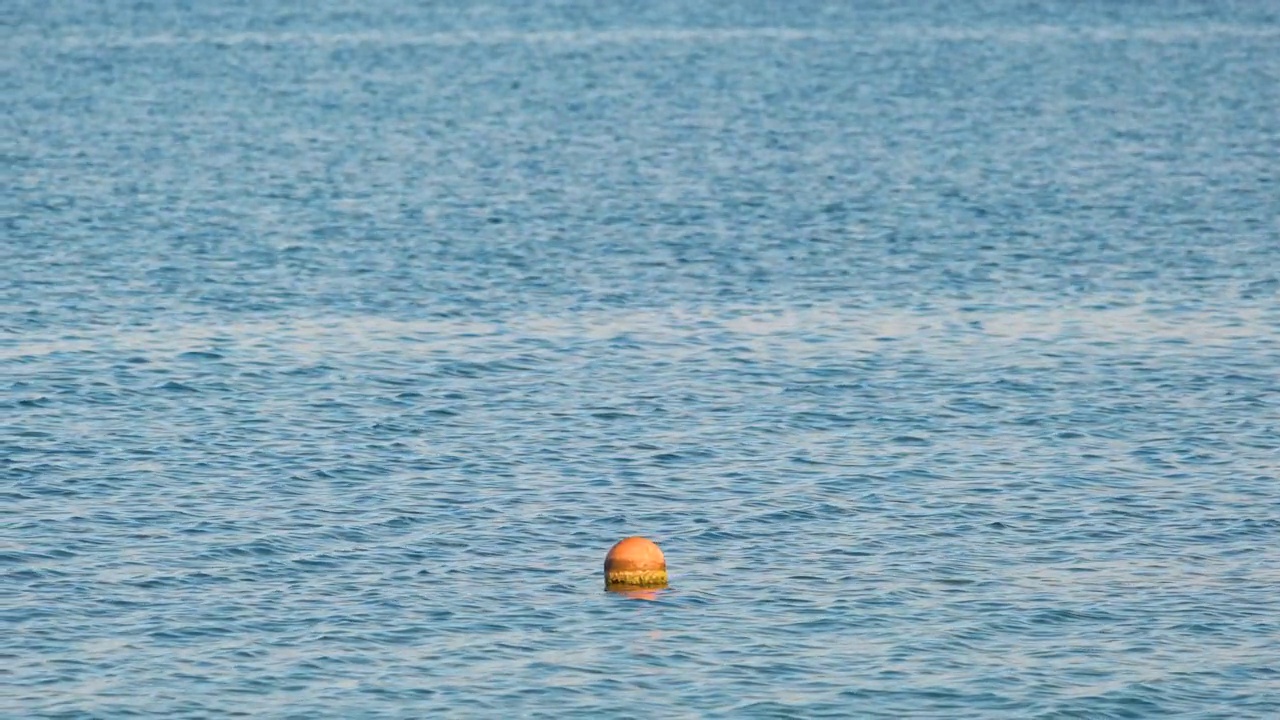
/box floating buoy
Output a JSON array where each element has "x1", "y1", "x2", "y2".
[{"x1": 604, "y1": 536, "x2": 668, "y2": 590}]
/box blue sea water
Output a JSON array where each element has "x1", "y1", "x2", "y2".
[{"x1": 4, "y1": 0, "x2": 1280, "y2": 717}]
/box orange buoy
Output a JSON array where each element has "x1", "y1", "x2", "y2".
[{"x1": 604, "y1": 536, "x2": 668, "y2": 590}]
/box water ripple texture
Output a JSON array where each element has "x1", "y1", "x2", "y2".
[{"x1": 4, "y1": 0, "x2": 1279, "y2": 717}]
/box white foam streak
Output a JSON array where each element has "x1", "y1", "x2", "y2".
[{"x1": 16, "y1": 23, "x2": 1280, "y2": 53}]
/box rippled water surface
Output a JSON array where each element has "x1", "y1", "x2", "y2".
[{"x1": 5, "y1": 1, "x2": 1280, "y2": 717}]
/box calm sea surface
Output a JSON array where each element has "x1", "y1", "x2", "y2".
[{"x1": 5, "y1": 1, "x2": 1280, "y2": 717}]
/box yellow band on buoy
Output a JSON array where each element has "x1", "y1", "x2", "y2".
[{"x1": 605, "y1": 569, "x2": 669, "y2": 589}]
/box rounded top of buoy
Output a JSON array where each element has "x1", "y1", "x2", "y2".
[
  {"x1": 604, "y1": 536, "x2": 668, "y2": 590},
  {"x1": 605, "y1": 536, "x2": 666, "y2": 571}
]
